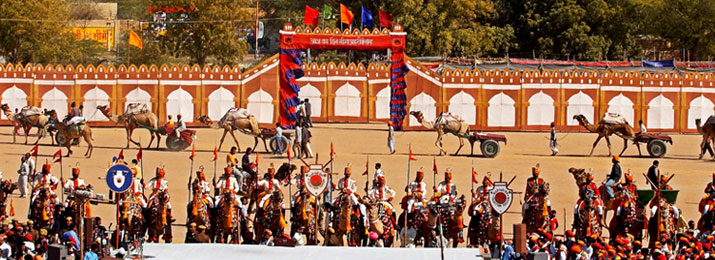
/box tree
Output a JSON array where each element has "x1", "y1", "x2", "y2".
[
  {"x1": 643, "y1": 0, "x2": 715, "y2": 60},
  {"x1": 0, "y1": 0, "x2": 105, "y2": 64},
  {"x1": 154, "y1": 0, "x2": 253, "y2": 66}
]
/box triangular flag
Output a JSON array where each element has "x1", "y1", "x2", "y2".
[
  {"x1": 30, "y1": 144, "x2": 38, "y2": 157},
  {"x1": 136, "y1": 146, "x2": 143, "y2": 161},
  {"x1": 330, "y1": 140, "x2": 336, "y2": 158},
  {"x1": 362, "y1": 159, "x2": 368, "y2": 176},
  {"x1": 287, "y1": 143, "x2": 292, "y2": 161},
  {"x1": 409, "y1": 146, "x2": 417, "y2": 161},
  {"x1": 212, "y1": 146, "x2": 218, "y2": 161},
  {"x1": 8, "y1": 200, "x2": 14, "y2": 217},
  {"x1": 53, "y1": 149, "x2": 62, "y2": 163},
  {"x1": 304, "y1": 5, "x2": 320, "y2": 26},
  {"x1": 128, "y1": 30, "x2": 143, "y2": 50},
  {"x1": 255, "y1": 151, "x2": 260, "y2": 166},
  {"x1": 472, "y1": 170, "x2": 479, "y2": 184},
  {"x1": 361, "y1": 6, "x2": 373, "y2": 28},
  {"x1": 189, "y1": 144, "x2": 195, "y2": 160},
  {"x1": 378, "y1": 9, "x2": 393, "y2": 28},
  {"x1": 432, "y1": 158, "x2": 438, "y2": 174},
  {"x1": 340, "y1": 4, "x2": 354, "y2": 25},
  {"x1": 118, "y1": 149, "x2": 124, "y2": 159}
]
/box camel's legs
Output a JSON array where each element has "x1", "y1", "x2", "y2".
[
  {"x1": 470, "y1": 140, "x2": 476, "y2": 156},
  {"x1": 604, "y1": 135, "x2": 613, "y2": 156},
  {"x1": 84, "y1": 132, "x2": 94, "y2": 158},
  {"x1": 635, "y1": 142, "x2": 642, "y2": 157},
  {"x1": 700, "y1": 137, "x2": 708, "y2": 159},
  {"x1": 228, "y1": 130, "x2": 241, "y2": 151},
  {"x1": 218, "y1": 130, "x2": 229, "y2": 151},
  {"x1": 12, "y1": 124, "x2": 18, "y2": 143},
  {"x1": 65, "y1": 136, "x2": 73, "y2": 157},
  {"x1": 453, "y1": 137, "x2": 464, "y2": 156},
  {"x1": 32, "y1": 126, "x2": 44, "y2": 145},
  {"x1": 24, "y1": 125, "x2": 30, "y2": 144},
  {"x1": 147, "y1": 128, "x2": 156, "y2": 149},
  {"x1": 127, "y1": 128, "x2": 141, "y2": 147},
  {"x1": 435, "y1": 132, "x2": 445, "y2": 156},
  {"x1": 155, "y1": 132, "x2": 162, "y2": 150},
  {"x1": 619, "y1": 138, "x2": 628, "y2": 156},
  {"x1": 589, "y1": 135, "x2": 604, "y2": 156},
  {"x1": 125, "y1": 128, "x2": 132, "y2": 148}
]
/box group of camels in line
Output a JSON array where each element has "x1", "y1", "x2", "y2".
[{"x1": 1, "y1": 102, "x2": 714, "y2": 159}]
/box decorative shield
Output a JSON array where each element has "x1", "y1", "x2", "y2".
[
  {"x1": 304, "y1": 164, "x2": 329, "y2": 197},
  {"x1": 489, "y1": 182, "x2": 513, "y2": 215},
  {"x1": 106, "y1": 164, "x2": 133, "y2": 193}
]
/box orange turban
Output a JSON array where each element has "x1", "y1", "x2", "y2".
[
  {"x1": 156, "y1": 168, "x2": 165, "y2": 177},
  {"x1": 267, "y1": 168, "x2": 276, "y2": 176},
  {"x1": 224, "y1": 167, "x2": 232, "y2": 175},
  {"x1": 416, "y1": 171, "x2": 424, "y2": 179},
  {"x1": 532, "y1": 167, "x2": 540, "y2": 176},
  {"x1": 301, "y1": 165, "x2": 309, "y2": 173},
  {"x1": 71, "y1": 168, "x2": 80, "y2": 176},
  {"x1": 344, "y1": 167, "x2": 352, "y2": 175},
  {"x1": 444, "y1": 170, "x2": 452, "y2": 180}
]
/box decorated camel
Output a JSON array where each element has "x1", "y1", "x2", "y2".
[
  {"x1": 409, "y1": 111, "x2": 470, "y2": 156},
  {"x1": 196, "y1": 108, "x2": 261, "y2": 152},
  {"x1": 96, "y1": 104, "x2": 162, "y2": 149},
  {"x1": 1, "y1": 104, "x2": 51, "y2": 144},
  {"x1": 48, "y1": 110, "x2": 94, "y2": 158},
  {"x1": 695, "y1": 116, "x2": 715, "y2": 159},
  {"x1": 573, "y1": 114, "x2": 636, "y2": 157}
]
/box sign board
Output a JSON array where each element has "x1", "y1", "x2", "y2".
[
  {"x1": 488, "y1": 182, "x2": 513, "y2": 215},
  {"x1": 106, "y1": 164, "x2": 133, "y2": 193},
  {"x1": 257, "y1": 21, "x2": 264, "y2": 39},
  {"x1": 304, "y1": 164, "x2": 329, "y2": 197},
  {"x1": 71, "y1": 27, "x2": 115, "y2": 48}
]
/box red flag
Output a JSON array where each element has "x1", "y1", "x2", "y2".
[
  {"x1": 287, "y1": 143, "x2": 292, "y2": 161},
  {"x1": 304, "y1": 5, "x2": 320, "y2": 26},
  {"x1": 340, "y1": 4, "x2": 354, "y2": 25},
  {"x1": 472, "y1": 170, "x2": 479, "y2": 184},
  {"x1": 212, "y1": 146, "x2": 218, "y2": 161},
  {"x1": 118, "y1": 149, "x2": 124, "y2": 159},
  {"x1": 189, "y1": 144, "x2": 195, "y2": 160},
  {"x1": 409, "y1": 146, "x2": 417, "y2": 161},
  {"x1": 378, "y1": 9, "x2": 393, "y2": 28},
  {"x1": 136, "y1": 146, "x2": 143, "y2": 161},
  {"x1": 53, "y1": 149, "x2": 62, "y2": 163},
  {"x1": 330, "y1": 141, "x2": 335, "y2": 158},
  {"x1": 362, "y1": 160, "x2": 369, "y2": 176},
  {"x1": 29, "y1": 144, "x2": 38, "y2": 157},
  {"x1": 432, "y1": 158, "x2": 438, "y2": 174}
]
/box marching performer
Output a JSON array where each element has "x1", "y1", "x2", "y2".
[
  {"x1": 130, "y1": 166, "x2": 146, "y2": 208},
  {"x1": 435, "y1": 169, "x2": 458, "y2": 203},
  {"x1": 368, "y1": 176, "x2": 396, "y2": 213},
  {"x1": 146, "y1": 167, "x2": 174, "y2": 222},
  {"x1": 404, "y1": 171, "x2": 427, "y2": 213},
  {"x1": 31, "y1": 163, "x2": 59, "y2": 203}
]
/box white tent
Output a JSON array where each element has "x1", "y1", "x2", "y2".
[
  {"x1": 1, "y1": 86, "x2": 27, "y2": 119},
  {"x1": 688, "y1": 95, "x2": 715, "y2": 129},
  {"x1": 298, "y1": 83, "x2": 322, "y2": 117},
  {"x1": 647, "y1": 94, "x2": 674, "y2": 129},
  {"x1": 125, "y1": 87, "x2": 152, "y2": 112},
  {"x1": 247, "y1": 89, "x2": 274, "y2": 124},
  {"x1": 409, "y1": 92, "x2": 437, "y2": 126},
  {"x1": 527, "y1": 91, "x2": 554, "y2": 126},
  {"x1": 207, "y1": 87, "x2": 235, "y2": 121},
  {"x1": 487, "y1": 92, "x2": 516, "y2": 127},
  {"x1": 83, "y1": 87, "x2": 110, "y2": 121},
  {"x1": 448, "y1": 91, "x2": 476, "y2": 125},
  {"x1": 566, "y1": 91, "x2": 594, "y2": 126},
  {"x1": 375, "y1": 87, "x2": 391, "y2": 119},
  {"x1": 334, "y1": 83, "x2": 361, "y2": 117},
  {"x1": 41, "y1": 87, "x2": 68, "y2": 118},
  {"x1": 607, "y1": 94, "x2": 634, "y2": 124},
  {"x1": 166, "y1": 87, "x2": 194, "y2": 122}
]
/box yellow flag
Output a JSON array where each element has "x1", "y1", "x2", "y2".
[{"x1": 128, "y1": 30, "x2": 143, "y2": 50}]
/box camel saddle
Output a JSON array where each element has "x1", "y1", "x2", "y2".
[
  {"x1": 705, "y1": 115, "x2": 715, "y2": 127},
  {"x1": 19, "y1": 106, "x2": 43, "y2": 117},
  {"x1": 435, "y1": 112, "x2": 463, "y2": 125},
  {"x1": 219, "y1": 108, "x2": 252, "y2": 124},
  {"x1": 124, "y1": 103, "x2": 149, "y2": 115},
  {"x1": 67, "y1": 123, "x2": 86, "y2": 136},
  {"x1": 601, "y1": 113, "x2": 629, "y2": 125}
]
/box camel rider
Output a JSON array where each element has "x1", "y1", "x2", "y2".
[
  {"x1": 214, "y1": 167, "x2": 246, "y2": 217},
  {"x1": 475, "y1": 176, "x2": 494, "y2": 201},
  {"x1": 373, "y1": 163, "x2": 384, "y2": 184},
  {"x1": 146, "y1": 167, "x2": 174, "y2": 222},
  {"x1": 192, "y1": 170, "x2": 213, "y2": 208},
  {"x1": 615, "y1": 173, "x2": 638, "y2": 218},
  {"x1": 166, "y1": 115, "x2": 175, "y2": 129},
  {"x1": 227, "y1": 147, "x2": 239, "y2": 168},
  {"x1": 291, "y1": 166, "x2": 310, "y2": 206},
  {"x1": 524, "y1": 167, "x2": 550, "y2": 211},
  {"x1": 435, "y1": 169, "x2": 458, "y2": 203},
  {"x1": 368, "y1": 176, "x2": 396, "y2": 213},
  {"x1": 62, "y1": 167, "x2": 86, "y2": 194},
  {"x1": 174, "y1": 114, "x2": 187, "y2": 137},
  {"x1": 257, "y1": 167, "x2": 283, "y2": 208},
  {"x1": 702, "y1": 173, "x2": 715, "y2": 215},
  {"x1": 574, "y1": 172, "x2": 603, "y2": 218},
  {"x1": 130, "y1": 166, "x2": 146, "y2": 208},
  {"x1": 331, "y1": 166, "x2": 367, "y2": 228},
  {"x1": 605, "y1": 156, "x2": 622, "y2": 200},
  {"x1": 651, "y1": 197, "x2": 679, "y2": 222},
  {"x1": 404, "y1": 171, "x2": 427, "y2": 213},
  {"x1": 65, "y1": 102, "x2": 84, "y2": 125},
  {"x1": 31, "y1": 163, "x2": 59, "y2": 204},
  {"x1": 242, "y1": 148, "x2": 255, "y2": 177}
]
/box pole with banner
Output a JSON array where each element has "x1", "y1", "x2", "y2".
[
  {"x1": 212, "y1": 144, "x2": 218, "y2": 180},
  {"x1": 30, "y1": 144, "x2": 39, "y2": 185},
  {"x1": 404, "y1": 144, "x2": 416, "y2": 246},
  {"x1": 53, "y1": 148, "x2": 63, "y2": 202},
  {"x1": 188, "y1": 144, "x2": 195, "y2": 204},
  {"x1": 137, "y1": 143, "x2": 144, "y2": 197}
]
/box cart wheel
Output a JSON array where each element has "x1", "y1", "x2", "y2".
[
  {"x1": 480, "y1": 140, "x2": 500, "y2": 158},
  {"x1": 166, "y1": 136, "x2": 188, "y2": 151},
  {"x1": 269, "y1": 136, "x2": 289, "y2": 154},
  {"x1": 55, "y1": 134, "x2": 67, "y2": 146},
  {"x1": 647, "y1": 139, "x2": 667, "y2": 158}
]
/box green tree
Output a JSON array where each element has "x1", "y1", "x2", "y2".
[
  {"x1": 154, "y1": 0, "x2": 252, "y2": 66},
  {"x1": 643, "y1": 0, "x2": 715, "y2": 60},
  {"x1": 0, "y1": 0, "x2": 105, "y2": 64}
]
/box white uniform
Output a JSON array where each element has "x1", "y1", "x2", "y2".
[
  {"x1": 331, "y1": 177, "x2": 366, "y2": 227},
  {"x1": 374, "y1": 169, "x2": 385, "y2": 182},
  {"x1": 31, "y1": 173, "x2": 58, "y2": 203},
  {"x1": 406, "y1": 181, "x2": 427, "y2": 213},
  {"x1": 257, "y1": 178, "x2": 282, "y2": 207},
  {"x1": 175, "y1": 119, "x2": 187, "y2": 136},
  {"x1": 368, "y1": 185, "x2": 396, "y2": 212},
  {"x1": 131, "y1": 179, "x2": 147, "y2": 207},
  {"x1": 146, "y1": 177, "x2": 170, "y2": 209},
  {"x1": 17, "y1": 161, "x2": 29, "y2": 197},
  {"x1": 63, "y1": 177, "x2": 85, "y2": 193},
  {"x1": 193, "y1": 180, "x2": 213, "y2": 208},
  {"x1": 215, "y1": 175, "x2": 240, "y2": 208},
  {"x1": 387, "y1": 125, "x2": 395, "y2": 154},
  {"x1": 436, "y1": 181, "x2": 458, "y2": 202}
]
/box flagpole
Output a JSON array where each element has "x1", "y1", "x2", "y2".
[
  {"x1": 404, "y1": 143, "x2": 411, "y2": 247},
  {"x1": 32, "y1": 146, "x2": 38, "y2": 186},
  {"x1": 59, "y1": 154, "x2": 64, "y2": 203},
  {"x1": 433, "y1": 157, "x2": 436, "y2": 192},
  {"x1": 188, "y1": 155, "x2": 194, "y2": 204},
  {"x1": 287, "y1": 143, "x2": 292, "y2": 223},
  {"x1": 329, "y1": 138, "x2": 334, "y2": 201},
  {"x1": 364, "y1": 155, "x2": 369, "y2": 193}
]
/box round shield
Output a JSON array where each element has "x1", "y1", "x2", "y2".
[
  {"x1": 106, "y1": 164, "x2": 133, "y2": 193},
  {"x1": 304, "y1": 164, "x2": 329, "y2": 197}
]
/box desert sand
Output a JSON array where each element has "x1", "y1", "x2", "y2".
[{"x1": 0, "y1": 123, "x2": 710, "y2": 243}]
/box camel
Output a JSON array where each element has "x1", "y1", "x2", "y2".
[
  {"x1": 96, "y1": 104, "x2": 161, "y2": 149},
  {"x1": 695, "y1": 117, "x2": 715, "y2": 159},
  {"x1": 48, "y1": 110, "x2": 94, "y2": 158},
  {"x1": 1, "y1": 104, "x2": 51, "y2": 145},
  {"x1": 409, "y1": 111, "x2": 470, "y2": 156},
  {"x1": 573, "y1": 114, "x2": 636, "y2": 157},
  {"x1": 196, "y1": 109, "x2": 260, "y2": 152}
]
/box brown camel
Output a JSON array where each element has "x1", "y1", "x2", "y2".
[
  {"x1": 48, "y1": 110, "x2": 94, "y2": 158},
  {"x1": 96, "y1": 104, "x2": 161, "y2": 149},
  {"x1": 695, "y1": 117, "x2": 715, "y2": 159},
  {"x1": 409, "y1": 111, "x2": 470, "y2": 156},
  {"x1": 1, "y1": 104, "x2": 51, "y2": 145},
  {"x1": 573, "y1": 114, "x2": 636, "y2": 157},
  {"x1": 196, "y1": 109, "x2": 260, "y2": 152}
]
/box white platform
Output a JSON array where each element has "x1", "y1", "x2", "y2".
[{"x1": 143, "y1": 244, "x2": 483, "y2": 260}]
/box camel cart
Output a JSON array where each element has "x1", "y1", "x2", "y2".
[
  {"x1": 633, "y1": 132, "x2": 672, "y2": 158},
  {"x1": 452, "y1": 132, "x2": 508, "y2": 158},
  {"x1": 254, "y1": 128, "x2": 292, "y2": 154},
  {"x1": 136, "y1": 125, "x2": 196, "y2": 151}
]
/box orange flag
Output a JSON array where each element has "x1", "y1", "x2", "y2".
[
  {"x1": 409, "y1": 146, "x2": 417, "y2": 161},
  {"x1": 256, "y1": 151, "x2": 260, "y2": 166},
  {"x1": 340, "y1": 4, "x2": 354, "y2": 25},
  {"x1": 330, "y1": 140, "x2": 336, "y2": 158},
  {"x1": 472, "y1": 170, "x2": 479, "y2": 184},
  {"x1": 128, "y1": 30, "x2": 143, "y2": 50},
  {"x1": 287, "y1": 143, "x2": 292, "y2": 162},
  {"x1": 189, "y1": 144, "x2": 195, "y2": 160},
  {"x1": 8, "y1": 200, "x2": 14, "y2": 217},
  {"x1": 53, "y1": 149, "x2": 62, "y2": 163},
  {"x1": 212, "y1": 146, "x2": 218, "y2": 161}
]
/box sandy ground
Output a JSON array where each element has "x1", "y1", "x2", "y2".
[{"x1": 0, "y1": 123, "x2": 710, "y2": 244}]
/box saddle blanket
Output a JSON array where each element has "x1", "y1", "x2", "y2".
[
  {"x1": 220, "y1": 108, "x2": 251, "y2": 123},
  {"x1": 67, "y1": 116, "x2": 86, "y2": 126},
  {"x1": 19, "y1": 106, "x2": 43, "y2": 117},
  {"x1": 435, "y1": 112, "x2": 463, "y2": 125},
  {"x1": 125, "y1": 103, "x2": 149, "y2": 115},
  {"x1": 601, "y1": 113, "x2": 629, "y2": 125},
  {"x1": 705, "y1": 115, "x2": 715, "y2": 126}
]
